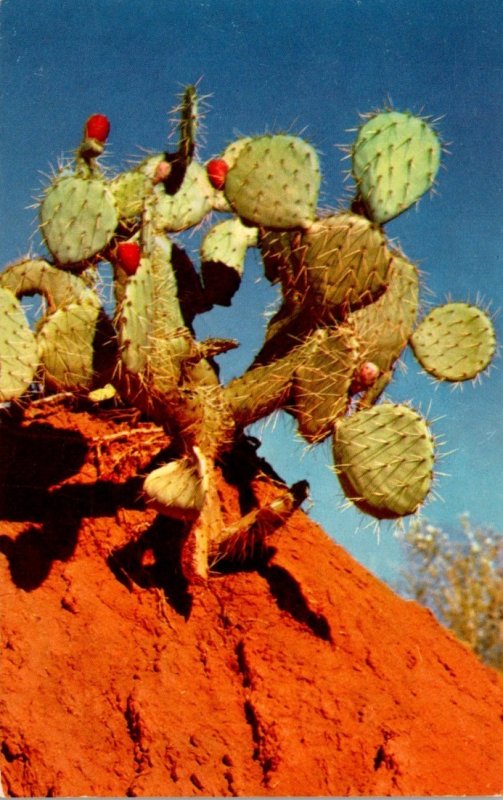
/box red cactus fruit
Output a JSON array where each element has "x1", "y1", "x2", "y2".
[
  {"x1": 84, "y1": 114, "x2": 111, "y2": 143},
  {"x1": 358, "y1": 361, "x2": 380, "y2": 387},
  {"x1": 116, "y1": 242, "x2": 141, "y2": 276},
  {"x1": 350, "y1": 361, "x2": 380, "y2": 394},
  {"x1": 206, "y1": 158, "x2": 229, "y2": 190}
]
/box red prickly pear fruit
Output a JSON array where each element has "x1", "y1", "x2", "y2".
[
  {"x1": 84, "y1": 114, "x2": 110, "y2": 143},
  {"x1": 350, "y1": 361, "x2": 380, "y2": 394},
  {"x1": 358, "y1": 361, "x2": 380, "y2": 387},
  {"x1": 153, "y1": 160, "x2": 172, "y2": 185},
  {"x1": 116, "y1": 242, "x2": 142, "y2": 276},
  {"x1": 206, "y1": 158, "x2": 229, "y2": 190}
]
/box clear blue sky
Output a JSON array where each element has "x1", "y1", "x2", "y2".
[{"x1": 1, "y1": 0, "x2": 501, "y2": 582}]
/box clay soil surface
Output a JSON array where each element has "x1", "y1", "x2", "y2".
[{"x1": 1, "y1": 401, "x2": 502, "y2": 797}]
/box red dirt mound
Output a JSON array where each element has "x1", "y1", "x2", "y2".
[{"x1": 1, "y1": 402, "x2": 502, "y2": 797}]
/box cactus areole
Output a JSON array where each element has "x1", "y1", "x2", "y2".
[{"x1": 0, "y1": 86, "x2": 496, "y2": 583}]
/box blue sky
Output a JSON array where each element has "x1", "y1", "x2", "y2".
[{"x1": 1, "y1": 0, "x2": 502, "y2": 582}]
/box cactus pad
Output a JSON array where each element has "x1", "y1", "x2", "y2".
[
  {"x1": 0, "y1": 287, "x2": 39, "y2": 402},
  {"x1": 37, "y1": 297, "x2": 104, "y2": 391},
  {"x1": 40, "y1": 175, "x2": 118, "y2": 265},
  {"x1": 352, "y1": 111, "x2": 441, "y2": 224},
  {"x1": 0, "y1": 258, "x2": 99, "y2": 310},
  {"x1": 290, "y1": 327, "x2": 359, "y2": 442},
  {"x1": 333, "y1": 403, "x2": 435, "y2": 519},
  {"x1": 143, "y1": 448, "x2": 207, "y2": 521},
  {"x1": 224, "y1": 134, "x2": 320, "y2": 229},
  {"x1": 201, "y1": 217, "x2": 258, "y2": 306},
  {"x1": 110, "y1": 170, "x2": 152, "y2": 221},
  {"x1": 303, "y1": 212, "x2": 392, "y2": 316},
  {"x1": 150, "y1": 161, "x2": 215, "y2": 232},
  {"x1": 348, "y1": 253, "x2": 419, "y2": 364},
  {"x1": 410, "y1": 302, "x2": 496, "y2": 381},
  {"x1": 177, "y1": 84, "x2": 199, "y2": 164}
]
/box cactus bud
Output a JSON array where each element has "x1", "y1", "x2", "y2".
[
  {"x1": 206, "y1": 158, "x2": 229, "y2": 190},
  {"x1": 153, "y1": 160, "x2": 172, "y2": 185},
  {"x1": 84, "y1": 113, "x2": 110, "y2": 143},
  {"x1": 116, "y1": 242, "x2": 142, "y2": 276},
  {"x1": 350, "y1": 361, "x2": 380, "y2": 394}
]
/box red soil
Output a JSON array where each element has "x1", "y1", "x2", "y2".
[{"x1": 1, "y1": 401, "x2": 502, "y2": 797}]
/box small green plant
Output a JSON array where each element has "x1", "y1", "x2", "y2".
[
  {"x1": 0, "y1": 86, "x2": 497, "y2": 581},
  {"x1": 397, "y1": 516, "x2": 503, "y2": 670}
]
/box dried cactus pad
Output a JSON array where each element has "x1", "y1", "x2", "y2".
[
  {"x1": 410, "y1": 302, "x2": 496, "y2": 381},
  {"x1": 40, "y1": 175, "x2": 118, "y2": 264},
  {"x1": 352, "y1": 111, "x2": 441, "y2": 224},
  {"x1": 0, "y1": 287, "x2": 39, "y2": 402},
  {"x1": 224, "y1": 134, "x2": 320, "y2": 229},
  {"x1": 143, "y1": 449, "x2": 207, "y2": 521},
  {"x1": 333, "y1": 403, "x2": 435, "y2": 519}
]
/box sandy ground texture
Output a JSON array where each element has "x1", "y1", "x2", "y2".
[{"x1": 1, "y1": 401, "x2": 502, "y2": 797}]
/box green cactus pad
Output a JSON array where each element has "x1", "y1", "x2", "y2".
[
  {"x1": 118, "y1": 238, "x2": 193, "y2": 394},
  {"x1": 118, "y1": 257, "x2": 156, "y2": 374},
  {"x1": 221, "y1": 137, "x2": 253, "y2": 170},
  {"x1": 0, "y1": 287, "x2": 39, "y2": 402},
  {"x1": 37, "y1": 294, "x2": 105, "y2": 391},
  {"x1": 347, "y1": 253, "x2": 419, "y2": 403},
  {"x1": 150, "y1": 161, "x2": 215, "y2": 232},
  {"x1": 0, "y1": 258, "x2": 98, "y2": 310},
  {"x1": 110, "y1": 170, "x2": 152, "y2": 220},
  {"x1": 224, "y1": 134, "x2": 320, "y2": 229},
  {"x1": 209, "y1": 138, "x2": 253, "y2": 213},
  {"x1": 40, "y1": 175, "x2": 118, "y2": 265},
  {"x1": 410, "y1": 302, "x2": 496, "y2": 381},
  {"x1": 333, "y1": 403, "x2": 435, "y2": 519},
  {"x1": 303, "y1": 212, "x2": 392, "y2": 316},
  {"x1": 290, "y1": 327, "x2": 359, "y2": 443},
  {"x1": 201, "y1": 218, "x2": 258, "y2": 306},
  {"x1": 352, "y1": 111, "x2": 441, "y2": 224}
]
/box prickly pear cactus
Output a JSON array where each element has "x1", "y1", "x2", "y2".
[
  {"x1": 351, "y1": 110, "x2": 441, "y2": 223},
  {"x1": 0, "y1": 88, "x2": 496, "y2": 583}
]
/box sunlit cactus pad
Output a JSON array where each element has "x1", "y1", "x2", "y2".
[
  {"x1": 0, "y1": 259, "x2": 100, "y2": 310},
  {"x1": 410, "y1": 302, "x2": 496, "y2": 381},
  {"x1": 348, "y1": 254, "x2": 419, "y2": 370},
  {"x1": 332, "y1": 403, "x2": 435, "y2": 519},
  {"x1": 149, "y1": 161, "x2": 215, "y2": 232},
  {"x1": 303, "y1": 212, "x2": 392, "y2": 314},
  {"x1": 38, "y1": 299, "x2": 103, "y2": 390},
  {"x1": 201, "y1": 217, "x2": 259, "y2": 306},
  {"x1": 40, "y1": 175, "x2": 118, "y2": 265},
  {"x1": 0, "y1": 287, "x2": 39, "y2": 402},
  {"x1": 290, "y1": 327, "x2": 358, "y2": 443},
  {"x1": 224, "y1": 134, "x2": 320, "y2": 229},
  {"x1": 110, "y1": 170, "x2": 152, "y2": 221},
  {"x1": 352, "y1": 111, "x2": 441, "y2": 224}
]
